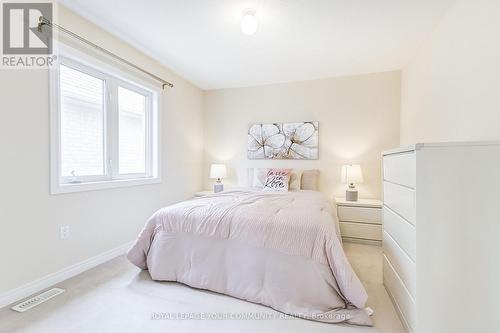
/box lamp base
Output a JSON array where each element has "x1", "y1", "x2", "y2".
[
  {"x1": 213, "y1": 183, "x2": 224, "y2": 193},
  {"x1": 346, "y1": 189, "x2": 358, "y2": 201}
]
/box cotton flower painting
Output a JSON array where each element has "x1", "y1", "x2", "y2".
[{"x1": 247, "y1": 122, "x2": 319, "y2": 159}]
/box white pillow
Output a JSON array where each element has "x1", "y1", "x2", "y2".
[
  {"x1": 262, "y1": 169, "x2": 292, "y2": 191},
  {"x1": 247, "y1": 168, "x2": 302, "y2": 190},
  {"x1": 288, "y1": 169, "x2": 303, "y2": 191},
  {"x1": 250, "y1": 168, "x2": 268, "y2": 188}
]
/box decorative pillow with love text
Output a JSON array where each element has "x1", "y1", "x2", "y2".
[{"x1": 262, "y1": 168, "x2": 292, "y2": 191}]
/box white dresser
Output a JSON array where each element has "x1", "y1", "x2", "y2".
[
  {"x1": 335, "y1": 198, "x2": 382, "y2": 245},
  {"x1": 382, "y1": 142, "x2": 500, "y2": 333}
]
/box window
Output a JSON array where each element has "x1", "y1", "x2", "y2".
[
  {"x1": 118, "y1": 87, "x2": 147, "y2": 175},
  {"x1": 50, "y1": 47, "x2": 160, "y2": 194},
  {"x1": 60, "y1": 64, "x2": 105, "y2": 178}
]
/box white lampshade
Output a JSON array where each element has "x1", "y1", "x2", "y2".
[
  {"x1": 341, "y1": 164, "x2": 364, "y2": 184},
  {"x1": 210, "y1": 164, "x2": 227, "y2": 179}
]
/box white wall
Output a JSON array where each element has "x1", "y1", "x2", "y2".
[
  {"x1": 0, "y1": 6, "x2": 204, "y2": 296},
  {"x1": 401, "y1": 0, "x2": 500, "y2": 144},
  {"x1": 204, "y1": 71, "x2": 401, "y2": 199}
]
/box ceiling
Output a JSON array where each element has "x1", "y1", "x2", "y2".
[{"x1": 59, "y1": 0, "x2": 456, "y2": 90}]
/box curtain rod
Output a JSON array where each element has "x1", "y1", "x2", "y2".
[{"x1": 37, "y1": 16, "x2": 174, "y2": 89}]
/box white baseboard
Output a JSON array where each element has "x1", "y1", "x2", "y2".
[{"x1": 0, "y1": 241, "x2": 134, "y2": 309}]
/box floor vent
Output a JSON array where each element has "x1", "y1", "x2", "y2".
[{"x1": 11, "y1": 288, "x2": 65, "y2": 313}]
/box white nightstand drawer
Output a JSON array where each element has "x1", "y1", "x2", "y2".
[
  {"x1": 383, "y1": 152, "x2": 416, "y2": 189},
  {"x1": 383, "y1": 206, "x2": 416, "y2": 261},
  {"x1": 338, "y1": 206, "x2": 381, "y2": 224},
  {"x1": 384, "y1": 181, "x2": 415, "y2": 225},
  {"x1": 340, "y1": 222, "x2": 382, "y2": 241}
]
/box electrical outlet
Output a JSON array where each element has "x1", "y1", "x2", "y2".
[{"x1": 59, "y1": 225, "x2": 70, "y2": 240}]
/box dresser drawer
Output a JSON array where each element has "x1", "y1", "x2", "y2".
[
  {"x1": 383, "y1": 231, "x2": 416, "y2": 298},
  {"x1": 340, "y1": 222, "x2": 382, "y2": 241},
  {"x1": 338, "y1": 206, "x2": 381, "y2": 224},
  {"x1": 383, "y1": 152, "x2": 416, "y2": 189},
  {"x1": 383, "y1": 255, "x2": 416, "y2": 332},
  {"x1": 383, "y1": 206, "x2": 416, "y2": 261},
  {"x1": 384, "y1": 181, "x2": 415, "y2": 225}
]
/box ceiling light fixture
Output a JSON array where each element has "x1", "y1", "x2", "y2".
[{"x1": 240, "y1": 8, "x2": 258, "y2": 35}]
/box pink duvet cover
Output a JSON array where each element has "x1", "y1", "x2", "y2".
[{"x1": 128, "y1": 189, "x2": 371, "y2": 325}]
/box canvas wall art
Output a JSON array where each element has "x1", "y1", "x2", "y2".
[{"x1": 247, "y1": 122, "x2": 319, "y2": 159}]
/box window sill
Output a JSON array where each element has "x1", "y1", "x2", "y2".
[{"x1": 51, "y1": 177, "x2": 161, "y2": 195}]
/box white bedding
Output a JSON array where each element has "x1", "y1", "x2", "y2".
[{"x1": 128, "y1": 189, "x2": 371, "y2": 325}]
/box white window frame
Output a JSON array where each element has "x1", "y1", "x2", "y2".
[{"x1": 50, "y1": 44, "x2": 161, "y2": 194}]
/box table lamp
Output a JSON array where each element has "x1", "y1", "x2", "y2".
[
  {"x1": 341, "y1": 164, "x2": 363, "y2": 201},
  {"x1": 210, "y1": 164, "x2": 227, "y2": 193}
]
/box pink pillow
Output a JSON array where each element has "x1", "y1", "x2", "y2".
[{"x1": 263, "y1": 168, "x2": 292, "y2": 191}]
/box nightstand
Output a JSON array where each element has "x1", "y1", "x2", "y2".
[
  {"x1": 194, "y1": 190, "x2": 213, "y2": 198},
  {"x1": 335, "y1": 197, "x2": 382, "y2": 246}
]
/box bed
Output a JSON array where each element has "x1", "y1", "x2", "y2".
[{"x1": 127, "y1": 188, "x2": 371, "y2": 326}]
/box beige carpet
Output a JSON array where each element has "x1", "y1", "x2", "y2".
[{"x1": 0, "y1": 242, "x2": 404, "y2": 333}]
